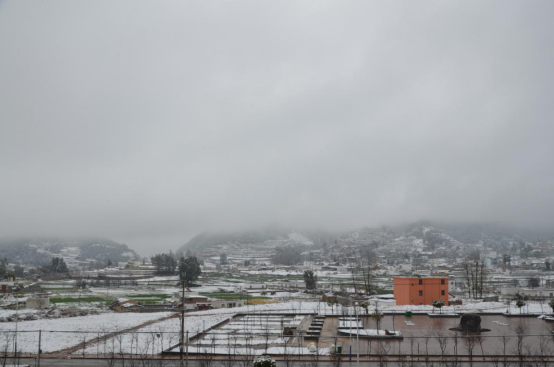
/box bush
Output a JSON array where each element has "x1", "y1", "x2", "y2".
[{"x1": 253, "y1": 355, "x2": 276, "y2": 367}]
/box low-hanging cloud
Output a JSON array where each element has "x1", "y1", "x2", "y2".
[{"x1": 1, "y1": 0, "x2": 553, "y2": 254}]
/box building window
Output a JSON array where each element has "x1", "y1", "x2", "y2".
[
  {"x1": 441, "y1": 290, "x2": 445, "y2": 296},
  {"x1": 419, "y1": 290, "x2": 423, "y2": 296},
  {"x1": 419, "y1": 279, "x2": 423, "y2": 285},
  {"x1": 441, "y1": 279, "x2": 445, "y2": 285}
]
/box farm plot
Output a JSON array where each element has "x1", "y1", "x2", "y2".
[
  {"x1": 75, "y1": 313, "x2": 231, "y2": 356},
  {"x1": 0, "y1": 312, "x2": 174, "y2": 353},
  {"x1": 168, "y1": 314, "x2": 315, "y2": 355}
]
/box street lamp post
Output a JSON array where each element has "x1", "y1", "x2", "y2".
[
  {"x1": 180, "y1": 272, "x2": 187, "y2": 367},
  {"x1": 355, "y1": 302, "x2": 359, "y2": 367},
  {"x1": 14, "y1": 295, "x2": 19, "y2": 356},
  {"x1": 348, "y1": 300, "x2": 352, "y2": 355}
]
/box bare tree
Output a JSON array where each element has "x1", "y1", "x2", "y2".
[
  {"x1": 198, "y1": 342, "x2": 215, "y2": 367},
  {"x1": 222, "y1": 333, "x2": 237, "y2": 367},
  {"x1": 536, "y1": 335, "x2": 553, "y2": 367},
  {"x1": 489, "y1": 354, "x2": 501, "y2": 367},
  {"x1": 371, "y1": 304, "x2": 384, "y2": 335},
  {"x1": 350, "y1": 265, "x2": 359, "y2": 294},
  {"x1": 511, "y1": 321, "x2": 529, "y2": 367},
  {"x1": 115, "y1": 331, "x2": 125, "y2": 360},
  {"x1": 450, "y1": 331, "x2": 460, "y2": 367},
  {"x1": 431, "y1": 325, "x2": 449, "y2": 364},
  {"x1": 396, "y1": 356, "x2": 408, "y2": 367},
  {"x1": 0, "y1": 331, "x2": 15, "y2": 367},
  {"x1": 462, "y1": 259, "x2": 487, "y2": 298},
  {"x1": 360, "y1": 248, "x2": 376, "y2": 294},
  {"x1": 498, "y1": 331, "x2": 510, "y2": 367},
  {"x1": 130, "y1": 330, "x2": 139, "y2": 360},
  {"x1": 377, "y1": 341, "x2": 390, "y2": 367},
  {"x1": 463, "y1": 336, "x2": 476, "y2": 367}
]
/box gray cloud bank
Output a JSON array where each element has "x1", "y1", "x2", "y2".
[{"x1": 1, "y1": 1, "x2": 553, "y2": 254}]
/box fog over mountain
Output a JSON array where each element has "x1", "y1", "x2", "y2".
[
  {"x1": 177, "y1": 221, "x2": 554, "y2": 257},
  {"x1": 1, "y1": 1, "x2": 554, "y2": 255}
]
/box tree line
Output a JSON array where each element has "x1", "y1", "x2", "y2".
[{"x1": 151, "y1": 251, "x2": 201, "y2": 285}]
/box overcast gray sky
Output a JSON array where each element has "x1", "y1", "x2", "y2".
[{"x1": 1, "y1": 1, "x2": 553, "y2": 255}]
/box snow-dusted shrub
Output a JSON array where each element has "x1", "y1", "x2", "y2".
[{"x1": 252, "y1": 355, "x2": 276, "y2": 367}]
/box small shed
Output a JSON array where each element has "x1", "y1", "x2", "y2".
[{"x1": 27, "y1": 296, "x2": 50, "y2": 309}]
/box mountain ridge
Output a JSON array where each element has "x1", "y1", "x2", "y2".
[
  {"x1": 0, "y1": 237, "x2": 140, "y2": 268},
  {"x1": 176, "y1": 221, "x2": 554, "y2": 255}
]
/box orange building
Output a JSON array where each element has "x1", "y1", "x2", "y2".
[{"x1": 393, "y1": 277, "x2": 449, "y2": 306}]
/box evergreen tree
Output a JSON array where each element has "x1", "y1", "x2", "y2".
[
  {"x1": 433, "y1": 299, "x2": 445, "y2": 314},
  {"x1": 178, "y1": 256, "x2": 202, "y2": 285},
  {"x1": 50, "y1": 257, "x2": 69, "y2": 273},
  {"x1": 0, "y1": 258, "x2": 8, "y2": 277},
  {"x1": 303, "y1": 270, "x2": 317, "y2": 290},
  {"x1": 150, "y1": 253, "x2": 177, "y2": 273}
]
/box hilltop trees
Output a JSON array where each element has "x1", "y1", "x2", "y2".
[
  {"x1": 272, "y1": 245, "x2": 301, "y2": 265},
  {"x1": 150, "y1": 252, "x2": 202, "y2": 284},
  {"x1": 151, "y1": 253, "x2": 177, "y2": 274},
  {"x1": 49, "y1": 257, "x2": 69, "y2": 273}
]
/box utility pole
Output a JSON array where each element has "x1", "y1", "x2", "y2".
[
  {"x1": 180, "y1": 271, "x2": 187, "y2": 366},
  {"x1": 14, "y1": 295, "x2": 19, "y2": 356}
]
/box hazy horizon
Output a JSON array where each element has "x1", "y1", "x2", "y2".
[
  {"x1": 2, "y1": 218, "x2": 553, "y2": 258},
  {"x1": 2, "y1": 1, "x2": 554, "y2": 254}
]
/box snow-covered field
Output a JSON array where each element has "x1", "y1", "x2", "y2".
[
  {"x1": 76, "y1": 313, "x2": 231, "y2": 355},
  {"x1": 0, "y1": 312, "x2": 174, "y2": 353},
  {"x1": 1, "y1": 297, "x2": 550, "y2": 356},
  {"x1": 0, "y1": 309, "x2": 40, "y2": 320}
]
